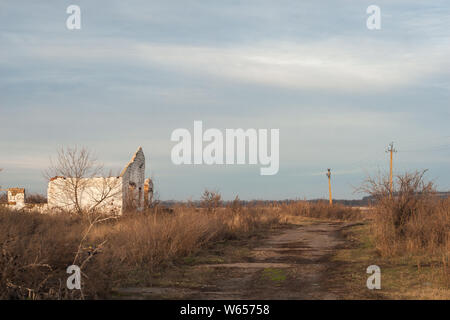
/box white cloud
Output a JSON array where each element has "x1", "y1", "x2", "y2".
[
  {"x1": 4, "y1": 37, "x2": 449, "y2": 92},
  {"x1": 132, "y1": 40, "x2": 450, "y2": 91}
]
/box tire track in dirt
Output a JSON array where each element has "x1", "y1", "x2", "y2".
[
  {"x1": 116, "y1": 221, "x2": 354, "y2": 299},
  {"x1": 194, "y1": 221, "x2": 348, "y2": 299}
]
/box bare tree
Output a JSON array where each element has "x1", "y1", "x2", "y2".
[
  {"x1": 41, "y1": 148, "x2": 121, "y2": 299},
  {"x1": 201, "y1": 189, "x2": 222, "y2": 213},
  {"x1": 230, "y1": 195, "x2": 242, "y2": 214},
  {"x1": 44, "y1": 146, "x2": 120, "y2": 218},
  {"x1": 358, "y1": 169, "x2": 391, "y2": 201}
]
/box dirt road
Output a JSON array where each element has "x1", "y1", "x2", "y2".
[
  {"x1": 116, "y1": 221, "x2": 356, "y2": 299},
  {"x1": 195, "y1": 221, "x2": 348, "y2": 299}
]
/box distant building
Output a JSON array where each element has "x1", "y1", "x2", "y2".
[
  {"x1": 3, "y1": 147, "x2": 153, "y2": 215},
  {"x1": 7, "y1": 188, "x2": 26, "y2": 210}
]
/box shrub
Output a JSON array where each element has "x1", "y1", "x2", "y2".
[{"x1": 362, "y1": 170, "x2": 449, "y2": 257}]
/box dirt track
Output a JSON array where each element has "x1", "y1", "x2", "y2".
[
  {"x1": 195, "y1": 221, "x2": 348, "y2": 299},
  {"x1": 116, "y1": 221, "x2": 355, "y2": 300}
]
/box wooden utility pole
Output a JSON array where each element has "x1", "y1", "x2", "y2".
[
  {"x1": 326, "y1": 168, "x2": 332, "y2": 205},
  {"x1": 386, "y1": 142, "x2": 397, "y2": 197}
]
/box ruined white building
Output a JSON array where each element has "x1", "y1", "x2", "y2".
[
  {"x1": 6, "y1": 188, "x2": 26, "y2": 210},
  {"x1": 3, "y1": 147, "x2": 153, "y2": 215}
]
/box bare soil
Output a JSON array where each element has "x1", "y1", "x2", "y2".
[{"x1": 114, "y1": 221, "x2": 363, "y2": 300}]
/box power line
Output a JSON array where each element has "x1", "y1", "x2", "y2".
[
  {"x1": 399, "y1": 143, "x2": 450, "y2": 153},
  {"x1": 394, "y1": 134, "x2": 450, "y2": 144}
]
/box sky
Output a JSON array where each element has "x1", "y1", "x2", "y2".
[{"x1": 0, "y1": 1, "x2": 449, "y2": 201}]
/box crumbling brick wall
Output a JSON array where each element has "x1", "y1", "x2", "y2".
[
  {"x1": 47, "y1": 147, "x2": 146, "y2": 215},
  {"x1": 144, "y1": 178, "x2": 153, "y2": 207},
  {"x1": 120, "y1": 147, "x2": 145, "y2": 212},
  {"x1": 47, "y1": 177, "x2": 123, "y2": 214},
  {"x1": 7, "y1": 188, "x2": 26, "y2": 209},
  {"x1": 6, "y1": 148, "x2": 147, "y2": 215}
]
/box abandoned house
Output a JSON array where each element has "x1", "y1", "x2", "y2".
[
  {"x1": 6, "y1": 188, "x2": 26, "y2": 210},
  {"x1": 2, "y1": 147, "x2": 153, "y2": 215}
]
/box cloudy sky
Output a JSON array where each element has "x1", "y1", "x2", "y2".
[{"x1": 1, "y1": 1, "x2": 449, "y2": 200}]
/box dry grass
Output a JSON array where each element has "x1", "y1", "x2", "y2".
[
  {"x1": 330, "y1": 223, "x2": 450, "y2": 299},
  {"x1": 362, "y1": 170, "x2": 450, "y2": 289},
  {"x1": 277, "y1": 200, "x2": 365, "y2": 221},
  {"x1": 366, "y1": 171, "x2": 449, "y2": 255},
  {"x1": 0, "y1": 198, "x2": 367, "y2": 299},
  {"x1": 0, "y1": 209, "x2": 86, "y2": 299},
  {"x1": 0, "y1": 203, "x2": 285, "y2": 299},
  {"x1": 372, "y1": 196, "x2": 449, "y2": 257}
]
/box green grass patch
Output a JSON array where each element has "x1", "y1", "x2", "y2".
[{"x1": 261, "y1": 268, "x2": 287, "y2": 283}]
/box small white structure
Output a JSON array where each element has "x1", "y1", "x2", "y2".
[{"x1": 7, "y1": 188, "x2": 26, "y2": 210}]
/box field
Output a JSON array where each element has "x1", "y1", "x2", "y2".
[{"x1": 1, "y1": 178, "x2": 448, "y2": 299}]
